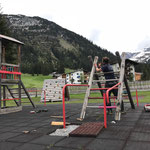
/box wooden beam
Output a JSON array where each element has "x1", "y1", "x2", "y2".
[
  {"x1": 88, "y1": 56, "x2": 103, "y2": 96},
  {"x1": 115, "y1": 51, "x2": 135, "y2": 109},
  {"x1": 18, "y1": 45, "x2": 21, "y2": 106},
  {"x1": 18, "y1": 45, "x2": 21, "y2": 65},
  {"x1": 2, "y1": 46, "x2": 5, "y2": 63},
  {"x1": 115, "y1": 52, "x2": 126, "y2": 120},
  {"x1": 80, "y1": 56, "x2": 98, "y2": 120}
]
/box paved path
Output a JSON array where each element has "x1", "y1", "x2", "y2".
[{"x1": 0, "y1": 103, "x2": 149, "y2": 150}]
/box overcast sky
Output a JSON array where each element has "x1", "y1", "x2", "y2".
[{"x1": 1, "y1": 0, "x2": 150, "y2": 54}]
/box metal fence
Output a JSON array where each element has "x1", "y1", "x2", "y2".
[
  {"x1": 5, "y1": 80, "x2": 150, "y2": 99},
  {"x1": 128, "y1": 81, "x2": 150, "y2": 91}
]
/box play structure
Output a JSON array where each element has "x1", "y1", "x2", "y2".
[
  {"x1": 0, "y1": 34, "x2": 35, "y2": 114},
  {"x1": 62, "y1": 52, "x2": 138, "y2": 130},
  {"x1": 41, "y1": 79, "x2": 69, "y2": 102}
]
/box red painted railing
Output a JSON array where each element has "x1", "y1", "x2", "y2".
[
  {"x1": 0, "y1": 98, "x2": 20, "y2": 101},
  {"x1": 106, "y1": 82, "x2": 120, "y2": 103}
]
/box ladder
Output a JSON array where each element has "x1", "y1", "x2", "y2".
[{"x1": 79, "y1": 52, "x2": 135, "y2": 121}]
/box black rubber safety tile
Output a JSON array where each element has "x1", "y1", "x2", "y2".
[
  {"x1": 0, "y1": 142, "x2": 22, "y2": 150},
  {"x1": 129, "y1": 132, "x2": 150, "y2": 142},
  {"x1": 140, "y1": 114, "x2": 150, "y2": 119},
  {"x1": 0, "y1": 126, "x2": 18, "y2": 133},
  {"x1": 55, "y1": 137, "x2": 94, "y2": 149},
  {"x1": 124, "y1": 141, "x2": 150, "y2": 150},
  {"x1": 69, "y1": 122, "x2": 104, "y2": 137},
  {"x1": 121, "y1": 116, "x2": 140, "y2": 121},
  {"x1": 47, "y1": 146, "x2": 78, "y2": 150},
  {"x1": 106, "y1": 125, "x2": 133, "y2": 132},
  {"x1": 13, "y1": 122, "x2": 32, "y2": 127},
  {"x1": 7, "y1": 133, "x2": 42, "y2": 143},
  {"x1": 27, "y1": 123, "x2": 46, "y2": 128},
  {"x1": 0, "y1": 132, "x2": 21, "y2": 141},
  {"x1": 136, "y1": 119, "x2": 150, "y2": 126},
  {"x1": 109, "y1": 121, "x2": 136, "y2": 126},
  {"x1": 133, "y1": 125, "x2": 150, "y2": 133},
  {"x1": 86, "y1": 139, "x2": 125, "y2": 150},
  {"x1": 0, "y1": 121, "x2": 18, "y2": 126},
  {"x1": 11, "y1": 126, "x2": 36, "y2": 133},
  {"x1": 34, "y1": 126, "x2": 59, "y2": 135},
  {"x1": 30, "y1": 135, "x2": 65, "y2": 145},
  {"x1": 122, "y1": 112, "x2": 141, "y2": 118},
  {"x1": 97, "y1": 129, "x2": 130, "y2": 140},
  {"x1": 14, "y1": 143, "x2": 46, "y2": 150}
]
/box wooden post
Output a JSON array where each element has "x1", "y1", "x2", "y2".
[
  {"x1": 80, "y1": 56, "x2": 98, "y2": 120},
  {"x1": 88, "y1": 55, "x2": 103, "y2": 96},
  {"x1": 18, "y1": 45, "x2": 21, "y2": 106},
  {"x1": 115, "y1": 51, "x2": 135, "y2": 109},
  {"x1": 2, "y1": 46, "x2": 5, "y2": 63},
  {"x1": 115, "y1": 52, "x2": 126, "y2": 120},
  {"x1": 0, "y1": 40, "x2": 2, "y2": 108}
]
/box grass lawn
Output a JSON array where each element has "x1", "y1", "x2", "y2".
[
  {"x1": 21, "y1": 74, "x2": 52, "y2": 88},
  {"x1": 3, "y1": 90, "x2": 150, "y2": 107},
  {"x1": 132, "y1": 90, "x2": 150, "y2": 103}
]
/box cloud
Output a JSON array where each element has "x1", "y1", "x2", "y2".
[
  {"x1": 137, "y1": 36, "x2": 150, "y2": 51},
  {"x1": 89, "y1": 29, "x2": 101, "y2": 44},
  {"x1": 1, "y1": 0, "x2": 150, "y2": 54}
]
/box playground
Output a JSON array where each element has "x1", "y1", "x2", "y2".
[
  {"x1": 0, "y1": 103, "x2": 149, "y2": 150},
  {"x1": 1, "y1": 34, "x2": 150, "y2": 150}
]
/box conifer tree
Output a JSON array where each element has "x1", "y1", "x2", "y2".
[{"x1": 0, "y1": 4, "x2": 10, "y2": 35}]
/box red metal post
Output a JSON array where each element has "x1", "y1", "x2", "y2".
[
  {"x1": 62, "y1": 85, "x2": 67, "y2": 128},
  {"x1": 103, "y1": 92, "x2": 107, "y2": 128},
  {"x1": 44, "y1": 90, "x2": 46, "y2": 106},
  {"x1": 62, "y1": 84, "x2": 89, "y2": 128},
  {"x1": 136, "y1": 89, "x2": 139, "y2": 107}
]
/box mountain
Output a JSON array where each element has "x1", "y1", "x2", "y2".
[
  {"x1": 125, "y1": 52, "x2": 138, "y2": 59},
  {"x1": 4, "y1": 14, "x2": 116, "y2": 75},
  {"x1": 127, "y1": 48, "x2": 150, "y2": 64}
]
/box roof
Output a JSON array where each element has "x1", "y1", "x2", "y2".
[
  {"x1": 125, "y1": 59, "x2": 138, "y2": 65},
  {"x1": 111, "y1": 59, "x2": 138, "y2": 65},
  {"x1": 0, "y1": 34, "x2": 24, "y2": 45}
]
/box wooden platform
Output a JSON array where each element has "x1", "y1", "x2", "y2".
[
  {"x1": 69, "y1": 122, "x2": 104, "y2": 137},
  {"x1": 0, "y1": 106, "x2": 22, "y2": 114}
]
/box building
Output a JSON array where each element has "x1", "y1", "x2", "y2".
[
  {"x1": 135, "y1": 72, "x2": 142, "y2": 81},
  {"x1": 66, "y1": 70, "x2": 86, "y2": 84},
  {"x1": 111, "y1": 59, "x2": 138, "y2": 81}
]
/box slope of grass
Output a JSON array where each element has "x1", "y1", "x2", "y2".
[{"x1": 21, "y1": 74, "x2": 52, "y2": 88}]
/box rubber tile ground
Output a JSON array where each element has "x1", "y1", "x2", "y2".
[{"x1": 0, "y1": 103, "x2": 150, "y2": 150}]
